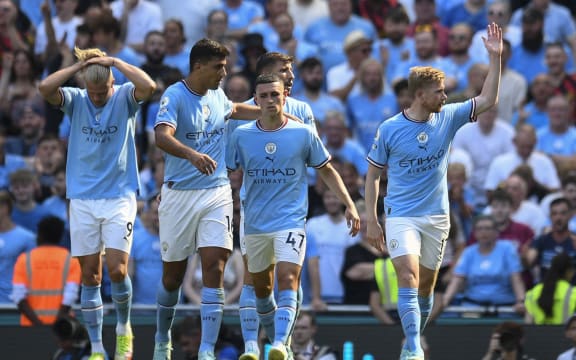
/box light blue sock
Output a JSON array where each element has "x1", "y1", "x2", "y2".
[
  {"x1": 111, "y1": 276, "x2": 132, "y2": 327},
  {"x1": 81, "y1": 285, "x2": 104, "y2": 345},
  {"x1": 256, "y1": 293, "x2": 277, "y2": 342},
  {"x1": 199, "y1": 287, "x2": 225, "y2": 353},
  {"x1": 239, "y1": 285, "x2": 259, "y2": 343},
  {"x1": 285, "y1": 285, "x2": 303, "y2": 345},
  {"x1": 275, "y1": 289, "x2": 298, "y2": 344},
  {"x1": 418, "y1": 295, "x2": 433, "y2": 333},
  {"x1": 398, "y1": 288, "x2": 421, "y2": 353},
  {"x1": 155, "y1": 285, "x2": 180, "y2": 343}
]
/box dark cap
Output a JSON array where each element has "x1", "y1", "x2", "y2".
[
  {"x1": 522, "y1": 7, "x2": 544, "y2": 23},
  {"x1": 241, "y1": 33, "x2": 267, "y2": 55}
]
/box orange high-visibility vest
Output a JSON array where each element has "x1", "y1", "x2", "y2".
[{"x1": 12, "y1": 246, "x2": 81, "y2": 326}]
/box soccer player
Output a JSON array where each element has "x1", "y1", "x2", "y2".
[
  {"x1": 364, "y1": 23, "x2": 503, "y2": 360},
  {"x1": 227, "y1": 73, "x2": 360, "y2": 360},
  {"x1": 229, "y1": 52, "x2": 316, "y2": 360},
  {"x1": 152, "y1": 39, "x2": 264, "y2": 360},
  {"x1": 38, "y1": 47, "x2": 156, "y2": 360}
]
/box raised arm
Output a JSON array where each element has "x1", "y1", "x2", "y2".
[
  {"x1": 38, "y1": 61, "x2": 84, "y2": 106},
  {"x1": 474, "y1": 23, "x2": 503, "y2": 115}
]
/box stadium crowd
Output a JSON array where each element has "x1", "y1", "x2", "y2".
[{"x1": 1, "y1": 0, "x2": 576, "y2": 357}]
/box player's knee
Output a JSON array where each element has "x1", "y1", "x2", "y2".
[
  {"x1": 396, "y1": 270, "x2": 419, "y2": 287},
  {"x1": 81, "y1": 272, "x2": 102, "y2": 286},
  {"x1": 162, "y1": 274, "x2": 184, "y2": 292},
  {"x1": 276, "y1": 271, "x2": 298, "y2": 290}
]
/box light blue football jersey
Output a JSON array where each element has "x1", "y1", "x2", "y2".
[
  {"x1": 367, "y1": 99, "x2": 476, "y2": 217},
  {"x1": 60, "y1": 83, "x2": 140, "y2": 199},
  {"x1": 227, "y1": 120, "x2": 330, "y2": 235},
  {"x1": 155, "y1": 81, "x2": 234, "y2": 190}
]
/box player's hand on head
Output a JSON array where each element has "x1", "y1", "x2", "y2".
[
  {"x1": 189, "y1": 151, "x2": 217, "y2": 175},
  {"x1": 85, "y1": 56, "x2": 116, "y2": 68}
]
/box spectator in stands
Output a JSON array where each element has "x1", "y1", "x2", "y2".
[
  {"x1": 469, "y1": 0, "x2": 522, "y2": 65},
  {"x1": 392, "y1": 78, "x2": 413, "y2": 111},
  {"x1": 481, "y1": 322, "x2": 536, "y2": 360},
  {"x1": 205, "y1": 9, "x2": 230, "y2": 44},
  {"x1": 305, "y1": 0, "x2": 377, "y2": 71},
  {"x1": 497, "y1": 39, "x2": 527, "y2": 123},
  {"x1": 288, "y1": 0, "x2": 329, "y2": 29},
  {"x1": 341, "y1": 206, "x2": 385, "y2": 305},
  {"x1": 110, "y1": 0, "x2": 163, "y2": 54},
  {"x1": 539, "y1": 175, "x2": 576, "y2": 231},
  {"x1": 271, "y1": 12, "x2": 318, "y2": 73},
  {"x1": 0, "y1": 190, "x2": 35, "y2": 303},
  {"x1": 140, "y1": 31, "x2": 180, "y2": 85},
  {"x1": 0, "y1": 130, "x2": 26, "y2": 190},
  {"x1": 355, "y1": 0, "x2": 404, "y2": 38},
  {"x1": 291, "y1": 311, "x2": 339, "y2": 360},
  {"x1": 129, "y1": 196, "x2": 161, "y2": 305},
  {"x1": 156, "y1": 0, "x2": 217, "y2": 48},
  {"x1": 447, "y1": 62, "x2": 488, "y2": 104},
  {"x1": 526, "y1": 197, "x2": 576, "y2": 279},
  {"x1": 247, "y1": 0, "x2": 300, "y2": 52},
  {"x1": 238, "y1": 33, "x2": 267, "y2": 92},
  {"x1": 470, "y1": 189, "x2": 535, "y2": 286},
  {"x1": 300, "y1": 229, "x2": 328, "y2": 311},
  {"x1": 545, "y1": 43, "x2": 575, "y2": 107},
  {"x1": 0, "y1": 49, "x2": 39, "y2": 115},
  {"x1": 90, "y1": 12, "x2": 143, "y2": 85},
  {"x1": 172, "y1": 315, "x2": 202, "y2": 360},
  {"x1": 536, "y1": 95, "x2": 576, "y2": 171},
  {"x1": 321, "y1": 110, "x2": 368, "y2": 176},
  {"x1": 557, "y1": 315, "x2": 576, "y2": 360},
  {"x1": 508, "y1": 7, "x2": 547, "y2": 83},
  {"x1": 347, "y1": 58, "x2": 398, "y2": 152},
  {"x1": 6, "y1": 98, "x2": 46, "y2": 158},
  {"x1": 11, "y1": 216, "x2": 80, "y2": 326},
  {"x1": 510, "y1": 0, "x2": 576, "y2": 62},
  {"x1": 453, "y1": 106, "x2": 514, "y2": 209},
  {"x1": 182, "y1": 247, "x2": 244, "y2": 305},
  {"x1": 445, "y1": 23, "x2": 477, "y2": 94},
  {"x1": 512, "y1": 73, "x2": 555, "y2": 130},
  {"x1": 442, "y1": 0, "x2": 488, "y2": 33},
  {"x1": 370, "y1": 252, "x2": 398, "y2": 325},
  {"x1": 374, "y1": 8, "x2": 415, "y2": 84},
  {"x1": 447, "y1": 162, "x2": 474, "y2": 238},
  {"x1": 42, "y1": 165, "x2": 67, "y2": 225},
  {"x1": 307, "y1": 190, "x2": 358, "y2": 304},
  {"x1": 525, "y1": 252, "x2": 576, "y2": 324},
  {"x1": 34, "y1": 0, "x2": 81, "y2": 64},
  {"x1": 338, "y1": 162, "x2": 363, "y2": 203},
  {"x1": 163, "y1": 19, "x2": 191, "y2": 76},
  {"x1": 502, "y1": 174, "x2": 548, "y2": 235},
  {"x1": 441, "y1": 215, "x2": 526, "y2": 313},
  {"x1": 8, "y1": 169, "x2": 50, "y2": 234},
  {"x1": 326, "y1": 30, "x2": 373, "y2": 102},
  {"x1": 484, "y1": 124, "x2": 561, "y2": 199},
  {"x1": 293, "y1": 57, "x2": 345, "y2": 126},
  {"x1": 223, "y1": 73, "x2": 252, "y2": 103},
  {"x1": 391, "y1": 25, "x2": 457, "y2": 92},
  {"x1": 0, "y1": 0, "x2": 32, "y2": 57},
  {"x1": 511, "y1": 164, "x2": 550, "y2": 204},
  {"x1": 219, "y1": 0, "x2": 264, "y2": 41},
  {"x1": 406, "y1": 0, "x2": 450, "y2": 56},
  {"x1": 32, "y1": 134, "x2": 65, "y2": 202}
]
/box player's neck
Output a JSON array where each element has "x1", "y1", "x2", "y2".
[
  {"x1": 184, "y1": 77, "x2": 208, "y2": 95},
  {"x1": 405, "y1": 106, "x2": 431, "y2": 122},
  {"x1": 258, "y1": 115, "x2": 287, "y2": 130}
]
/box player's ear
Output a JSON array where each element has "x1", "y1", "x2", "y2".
[{"x1": 253, "y1": 96, "x2": 258, "y2": 106}]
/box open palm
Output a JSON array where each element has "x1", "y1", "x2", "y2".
[{"x1": 482, "y1": 22, "x2": 503, "y2": 56}]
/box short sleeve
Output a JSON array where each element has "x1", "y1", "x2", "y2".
[
  {"x1": 307, "y1": 129, "x2": 330, "y2": 168},
  {"x1": 155, "y1": 87, "x2": 180, "y2": 129}
]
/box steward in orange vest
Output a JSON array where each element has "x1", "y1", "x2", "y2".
[{"x1": 12, "y1": 216, "x2": 81, "y2": 326}]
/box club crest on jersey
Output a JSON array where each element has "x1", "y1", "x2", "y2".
[
  {"x1": 417, "y1": 131, "x2": 428, "y2": 150},
  {"x1": 202, "y1": 105, "x2": 211, "y2": 121},
  {"x1": 265, "y1": 142, "x2": 277, "y2": 154}
]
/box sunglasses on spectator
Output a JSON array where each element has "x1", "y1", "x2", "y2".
[
  {"x1": 0, "y1": 6, "x2": 11, "y2": 12},
  {"x1": 488, "y1": 10, "x2": 505, "y2": 16},
  {"x1": 449, "y1": 34, "x2": 467, "y2": 41}
]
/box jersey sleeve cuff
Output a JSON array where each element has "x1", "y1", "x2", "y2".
[
  {"x1": 367, "y1": 157, "x2": 385, "y2": 168},
  {"x1": 311, "y1": 155, "x2": 331, "y2": 169}
]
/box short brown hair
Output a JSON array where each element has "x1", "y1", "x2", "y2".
[{"x1": 407, "y1": 66, "x2": 445, "y2": 97}]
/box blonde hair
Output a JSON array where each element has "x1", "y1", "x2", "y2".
[
  {"x1": 74, "y1": 47, "x2": 112, "y2": 84},
  {"x1": 407, "y1": 66, "x2": 445, "y2": 97}
]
